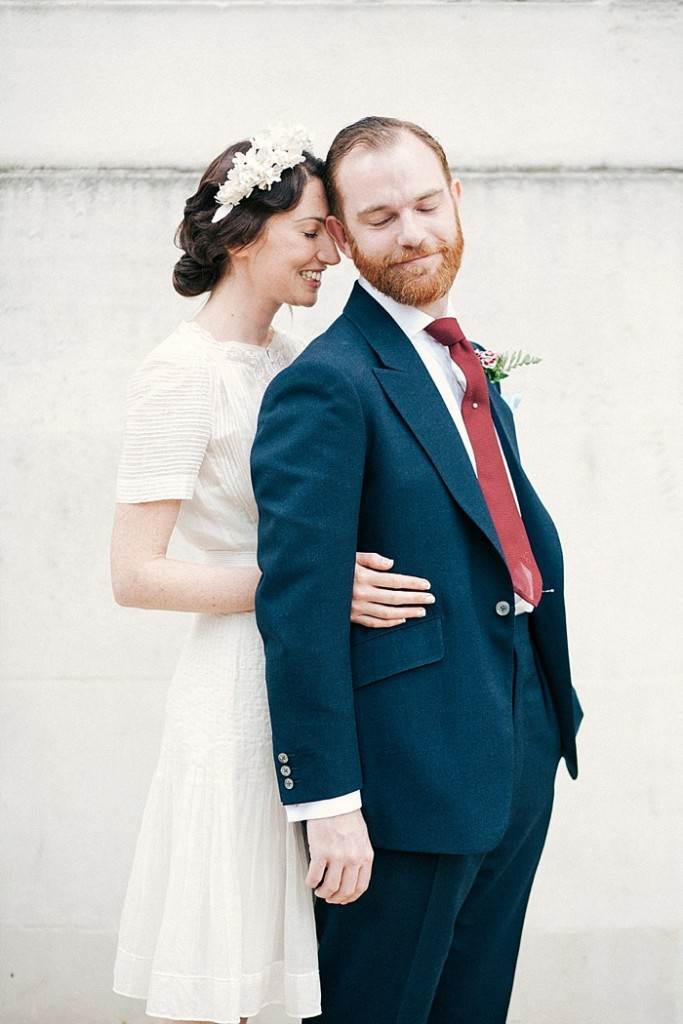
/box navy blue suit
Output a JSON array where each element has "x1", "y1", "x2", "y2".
[{"x1": 250, "y1": 282, "x2": 584, "y2": 1021}]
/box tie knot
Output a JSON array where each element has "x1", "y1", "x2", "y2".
[{"x1": 425, "y1": 316, "x2": 467, "y2": 348}]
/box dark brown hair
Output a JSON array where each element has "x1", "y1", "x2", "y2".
[
  {"x1": 173, "y1": 141, "x2": 324, "y2": 297},
  {"x1": 323, "y1": 116, "x2": 452, "y2": 220}
]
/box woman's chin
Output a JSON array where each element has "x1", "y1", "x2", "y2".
[{"x1": 287, "y1": 290, "x2": 320, "y2": 308}]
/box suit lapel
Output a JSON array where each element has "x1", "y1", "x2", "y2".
[
  {"x1": 374, "y1": 367, "x2": 507, "y2": 560},
  {"x1": 344, "y1": 283, "x2": 505, "y2": 562}
]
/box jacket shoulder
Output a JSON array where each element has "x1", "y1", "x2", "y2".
[{"x1": 290, "y1": 312, "x2": 374, "y2": 381}]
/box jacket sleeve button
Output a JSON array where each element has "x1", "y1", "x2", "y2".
[
  {"x1": 284, "y1": 778, "x2": 295, "y2": 790},
  {"x1": 280, "y1": 765, "x2": 292, "y2": 777},
  {"x1": 277, "y1": 753, "x2": 289, "y2": 764}
]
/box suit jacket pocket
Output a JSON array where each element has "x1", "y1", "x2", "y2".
[{"x1": 350, "y1": 613, "x2": 444, "y2": 689}]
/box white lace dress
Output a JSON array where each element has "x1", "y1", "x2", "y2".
[{"x1": 112, "y1": 319, "x2": 321, "y2": 1023}]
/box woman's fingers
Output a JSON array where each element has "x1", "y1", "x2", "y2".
[
  {"x1": 354, "y1": 587, "x2": 435, "y2": 608},
  {"x1": 351, "y1": 613, "x2": 407, "y2": 628},
  {"x1": 352, "y1": 554, "x2": 435, "y2": 629},
  {"x1": 356, "y1": 602, "x2": 428, "y2": 621},
  {"x1": 355, "y1": 551, "x2": 394, "y2": 570},
  {"x1": 365, "y1": 588, "x2": 435, "y2": 607},
  {"x1": 363, "y1": 569, "x2": 432, "y2": 591},
  {"x1": 354, "y1": 553, "x2": 432, "y2": 592}
]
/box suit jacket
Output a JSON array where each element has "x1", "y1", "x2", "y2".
[{"x1": 250, "y1": 281, "x2": 584, "y2": 855}]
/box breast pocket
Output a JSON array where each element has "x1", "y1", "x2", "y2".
[{"x1": 350, "y1": 613, "x2": 445, "y2": 689}]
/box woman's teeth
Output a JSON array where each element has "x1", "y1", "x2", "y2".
[{"x1": 300, "y1": 271, "x2": 321, "y2": 281}]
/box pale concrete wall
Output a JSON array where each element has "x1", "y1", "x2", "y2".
[{"x1": 1, "y1": 2, "x2": 681, "y2": 1022}]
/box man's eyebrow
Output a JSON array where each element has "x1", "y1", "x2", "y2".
[
  {"x1": 358, "y1": 189, "x2": 443, "y2": 218},
  {"x1": 294, "y1": 216, "x2": 326, "y2": 223}
]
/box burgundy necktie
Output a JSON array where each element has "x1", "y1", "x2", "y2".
[{"x1": 425, "y1": 316, "x2": 543, "y2": 607}]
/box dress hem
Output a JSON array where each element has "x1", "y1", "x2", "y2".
[
  {"x1": 113, "y1": 949, "x2": 321, "y2": 1022},
  {"x1": 113, "y1": 988, "x2": 321, "y2": 1022}
]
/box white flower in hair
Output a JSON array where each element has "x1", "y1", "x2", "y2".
[{"x1": 211, "y1": 124, "x2": 314, "y2": 223}]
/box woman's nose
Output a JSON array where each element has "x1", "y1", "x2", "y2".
[{"x1": 318, "y1": 233, "x2": 341, "y2": 266}]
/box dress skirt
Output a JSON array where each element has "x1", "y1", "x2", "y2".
[{"x1": 112, "y1": 551, "x2": 321, "y2": 1023}]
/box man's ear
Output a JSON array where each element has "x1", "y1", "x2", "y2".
[
  {"x1": 450, "y1": 177, "x2": 462, "y2": 210},
  {"x1": 325, "y1": 215, "x2": 353, "y2": 259}
]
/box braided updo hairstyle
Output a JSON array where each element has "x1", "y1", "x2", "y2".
[{"x1": 173, "y1": 141, "x2": 325, "y2": 297}]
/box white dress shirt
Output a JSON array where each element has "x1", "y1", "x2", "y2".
[{"x1": 285, "y1": 276, "x2": 532, "y2": 823}]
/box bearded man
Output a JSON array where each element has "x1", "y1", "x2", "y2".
[{"x1": 250, "y1": 116, "x2": 584, "y2": 1024}]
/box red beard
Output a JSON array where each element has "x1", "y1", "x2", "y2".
[{"x1": 347, "y1": 210, "x2": 464, "y2": 306}]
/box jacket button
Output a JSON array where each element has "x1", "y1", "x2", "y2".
[
  {"x1": 280, "y1": 765, "x2": 291, "y2": 777},
  {"x1": 495, "y1": 600, "x2": 511, "y2": 616},
  {"x1": 277, "y1": 753, "x2": 289, "y2": 764},
  {"x1": 284, "y1": 778, "x2": 295, "y2": 790}
]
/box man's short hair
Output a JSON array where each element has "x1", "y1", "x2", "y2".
[{"x1": 324, "y1": 116, "x2": 452, "y2": 219}]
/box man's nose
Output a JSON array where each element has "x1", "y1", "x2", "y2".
[{"x1": 396, "y1": 211, "x2": 427, "y2": 250}]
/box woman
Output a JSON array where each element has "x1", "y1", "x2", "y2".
[{"x1": 110, "y1": 128, "x2": 435, "y2": 1024}]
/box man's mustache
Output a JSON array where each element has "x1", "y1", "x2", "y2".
[{"x1": 386, "y1": 246, "x2": 445, "y2": 267}]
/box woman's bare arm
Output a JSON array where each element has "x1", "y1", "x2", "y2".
[
  {"x1": 110, "y1": 500, "x2": 259, "y2": 614},
  {"x1": 111, "y1": 502, "x2": 436, "y2": 620}
]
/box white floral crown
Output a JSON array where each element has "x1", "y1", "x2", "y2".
[{"x1": 211, "y1": 124, "x2": 314, "y2": 224}]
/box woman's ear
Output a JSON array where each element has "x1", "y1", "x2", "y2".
[{"x1": 325, "y1": 215, "x2": 353, "y2": 259}]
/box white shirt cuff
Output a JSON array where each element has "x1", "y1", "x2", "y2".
[{"x1": 284, "y1": 790, "x2": 362, "y2": 822}]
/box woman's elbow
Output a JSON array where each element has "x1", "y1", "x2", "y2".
[
  {"x1": 110, "y1": 562, "x2": 143, "y2": 607},
  {"x1": 111, "y1": 572, "x2": 134, "y2": 607}
]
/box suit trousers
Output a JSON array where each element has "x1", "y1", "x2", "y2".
[{"x1": 308, "y1": 612, "x2": 563, "y2": 1024}]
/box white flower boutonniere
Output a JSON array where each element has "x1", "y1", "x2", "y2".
[{"x1": 476, "y1": 348, "x2": 542, "y2": 385}]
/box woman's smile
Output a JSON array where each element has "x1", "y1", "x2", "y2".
[{"x1": 300, "y1": 268, "x2": 323, "y2": 288}]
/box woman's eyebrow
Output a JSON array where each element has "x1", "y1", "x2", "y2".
[{"x1": 294, "y1": 216, "x2": 327, "y2": 223}]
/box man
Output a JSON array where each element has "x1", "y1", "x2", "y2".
[{"x1": 250, "y1": 116, "x2": 584, "y2": 1023}]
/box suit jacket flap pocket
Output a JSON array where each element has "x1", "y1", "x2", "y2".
[{"x1": 350, "y1": 613, "x2": 444, "y2": 689}]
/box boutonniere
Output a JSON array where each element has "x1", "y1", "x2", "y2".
[{"x1": 476, "y1": 348, "x2": 542, "y2": 384}]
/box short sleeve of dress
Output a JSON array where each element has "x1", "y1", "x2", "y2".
[{"x1": 115, "y1": 355, "x2": 214, "y2": 503}]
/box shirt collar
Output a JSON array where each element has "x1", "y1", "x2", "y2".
[{"x1": 357, "y1": 275, "x2": 457, "y2": 341}]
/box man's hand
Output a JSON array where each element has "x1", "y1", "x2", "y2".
[{"x1": 305, "y1": 809, "x2": 374, "y2": 904}]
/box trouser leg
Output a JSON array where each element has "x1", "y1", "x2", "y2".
[
  {"x1": 311, "y1": 846, "x2": 482, "y2": 1024},
  {"x1": 427, "y1": 615, "x2": 563, "y2": 1024},
  {"x1": 309, "y1": 615, "x2": 563, "y2": 1024}
]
